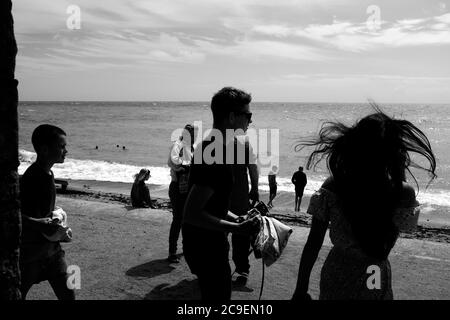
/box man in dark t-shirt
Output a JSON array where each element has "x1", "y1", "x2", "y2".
[
  {"x1": 20, "y1": 124, "x2": 75, "y2": 300},
  {"x1": 182, "y1": 87, "x2": 259, "y2": 301},
  {"x1": 292, "y1": 166, "x2": 307, "y2": 212}
]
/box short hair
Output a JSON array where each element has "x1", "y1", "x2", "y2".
[
  {"x1": 211, "y1": 87, "x2": 252, "y2": 124},
  {"x1": 32, "y1": 124, "x2": 66, "y2": 152},
  {"x1": 299, "y1": 166, "x2": 303, "y2": 171}
]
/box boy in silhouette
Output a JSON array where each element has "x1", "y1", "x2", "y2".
[{"x1": 20, "y1": 124, "x2": 75, "y2": 300}]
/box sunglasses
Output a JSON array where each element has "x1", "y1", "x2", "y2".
[{"x1": 234, "y1": 111, "x2": 252, "y2": 122}]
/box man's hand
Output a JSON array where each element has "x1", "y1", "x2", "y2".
[
  {"x1": 22, "y1": 215, "x2": 61, "y2": 233},
  {"x1": 236, "y1": 216, "x2": 260, "y2": 236},
  {"x1": 235, "y1": 214, "x2": 248, "y2": 223},
  {"x1": 43, "y1": 224, "x2": 73, "y2": 242},
  {"x1": 249, "y1": 188, "x2": 259, "y2": 202},
  {"x1": 40, "y1": 218, "x2": 60, "y2": 234}
]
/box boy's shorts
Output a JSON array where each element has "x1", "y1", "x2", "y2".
[{"x1": 20, "y1": 249, "x2": 68, "y2": 286}]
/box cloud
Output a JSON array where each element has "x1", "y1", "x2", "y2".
[
  {"x1": 252, "y1": 12, "x2": 450, "y2": 52},
  {"x1": 84, "y1": 7, "x2": 127, "y2": 21},
  {"x1": 13, "y1": 0, "x2": 450, "y2": 102},
  {"x1": 15, "y1": 0, "x2": 358, "y2": 67},
  {"x1": 277, "y1": 73, "x2": 450, "y2": 82}
]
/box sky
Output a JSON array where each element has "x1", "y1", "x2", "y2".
[{"x1": 13, "y1": 0, "x2": 450, "y2": 102}]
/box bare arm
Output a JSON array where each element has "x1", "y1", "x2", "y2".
[
  {"x1": 22, "y1": 214, "x2": 58, "y2": 234},
  {"x1": 226, "y1": 211, "x2": 240, "y2": 222},
  {"x1": 184, "y1": 184, "x2": 258, "y2": 235},
  {"x1": 292, "y1": 217, "x2": 328, "y2": 300},
  {"x1": 248, "y1": 164, "x2": 259, "y2": 202}
]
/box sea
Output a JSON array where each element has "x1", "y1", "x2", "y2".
[{"x1": 18, "y1": 101, "x2": 450, "y2": 225}]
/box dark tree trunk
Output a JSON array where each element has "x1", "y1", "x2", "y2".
[{"x1": 0, "y1": 0, "x2": 21, "y2": 300}]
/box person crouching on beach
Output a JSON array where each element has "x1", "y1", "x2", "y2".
[
  {"x1": 182, "y1": 87, "x2": 260, "y2": 301},
  {"x1": 167, "y1": 124, "x2": 195, "y2": 263},
  {"x1": 20, "y1": 124, "x2": 75, "y2": 300},
  {"x1": 292, "y1": 108, "x2": 436, "y2": 300},
  {"x1": 131, "y1": 168, "x2": 155, "y2": 208}
]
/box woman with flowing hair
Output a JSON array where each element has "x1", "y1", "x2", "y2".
[
  {"x1": 131, "y1": 168, "x2": 155, "y2": 208},
  {"x1": 292, "y1": 107, "x2": 436, "y2": 300}
]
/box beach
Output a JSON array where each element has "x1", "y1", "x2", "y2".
[
  {"x1": 12, "y1": 0, "x2": 450, "y2": 304},
  {"x1": 25, "y1": 180, "x2": 450, "y2": 300},
  {"x1": 18, "y1": 102, "x2": 450, "y2": 228}
]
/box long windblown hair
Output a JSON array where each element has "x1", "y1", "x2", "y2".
[
  {"x1": 134, "y1": 168, "x2": 150, "y2": 184},
  {"x1": 297, "y1": 106, "x2": 436, "y2": 260}
]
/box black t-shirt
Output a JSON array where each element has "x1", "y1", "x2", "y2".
[
  {"x1": 20, "y1": 163, "x2": 60, "y2": 263},
  {"x1": 229, "y1": 138, "x2": 254, "y2": 215},
  {"x1": 187, "y1": 139, "x2": 234, "y2": 220},
  {"x1": 292, "y1": 171, "x2": 307, "y2": 192},
  {"x1": 182, "y1": 138, "x2": 241, "y2": 278}
]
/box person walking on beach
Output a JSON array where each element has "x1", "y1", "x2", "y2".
[
  {"x1": 182, "y1": 87, "x2": 260, "y2": 301},
  {"x1": 292, "y1": 166, "x2": 307, "y2": 212},
  {"x1": 267, "y1": 165, "x2": 278, "y2": 208},
  {"x1": 19, "y1": 124, "x2": 75, "y2": 300},
  {"x1": 131, "y1": 168, "x2": 155, "y2": 208},
  {"x1": 292, "y1": 109, "x2": 436, "y2": 300},
  {"x1": 167, "y1": 124, "x2": 195, "y2": 263},
  {"x1": 229, "y1": 136, "x2": 259, "y2": 287}
]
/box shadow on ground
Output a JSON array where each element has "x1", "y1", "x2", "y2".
[
  {"x1": 124, "y1": 205, "x2": 139, "y2": 211},
  {"x1": 144, "y1": 279, "x2": 200, "y2": 300},
  {"x1": 232, "y1": 284, "x2": 254, "y2": 293},
  {"x1": 126, "y1": 258, "x2": 178, "y2": 278}
]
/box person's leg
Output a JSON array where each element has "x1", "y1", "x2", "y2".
[
  {"x1": 198, "y1": 265, "x2": 231, "y2": 301},
  {"x1": 181, "y1": 225, "x2": 199, "y2": 275},
  {"x1": 47, "y1": 250, "x2": 75, "y2": 300},
  {"x1": 294, "y1": 193, "x2": 299, "y2": 211},
  {"x1": 232, "y1": 233, "x2": 251, "y2": 271},
  {"x1": 231, "y1": 233, "x2": 251, "y2": 287},
  {"x1": 49, "y1": 275, "x2": 75, "y2": 300},
  {"x1": 169, "y1": 194, "x2": 185, "y2": 261},
  {"x1": 197, "y1": 252, "x2": 232, "y2": 301},
  {"x1": 297, "y1": 193, "x2": 303, "y2": 211},
  {"x1": 168, "y1": 181, "x2": 181, "y2": 261},
  {"x1": 19, "y1": 260, "x2": 42, "y2": 300},
  {"x1": 196, "y1": 235, "x2": 231, "y2": 301},
  {"x1": 267, "y1": 190, "x2": 273, "y2": 207},
  {"x1": 268, "y1": 188, "x2": 276, "y2": 207}
]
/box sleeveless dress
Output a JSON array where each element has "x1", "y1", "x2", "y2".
[{"x1": 308, "y1": 187, "x2": 419, "y2": 300}]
